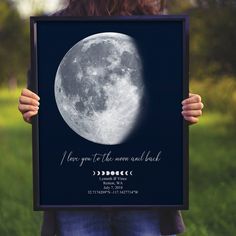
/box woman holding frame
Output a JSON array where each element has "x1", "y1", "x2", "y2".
[{"x1": 18, "y1": 0, "x2": 204, "y2": 235}]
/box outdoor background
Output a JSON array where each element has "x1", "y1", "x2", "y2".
[{"x1": 0, "y1": 0, "x2": 235, "y2": 235}]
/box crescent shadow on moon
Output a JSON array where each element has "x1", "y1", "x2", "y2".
[{"x1": 54, "y1": 32, "x2": 146, "y2": 145}]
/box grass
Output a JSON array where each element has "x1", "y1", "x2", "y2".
[
  {"x1": 0, "y1": 87, "x2": 235, "y2": 235},
  {"x1": 183, "y1": 112, "x2": 236, "y2": 236},
  {"x1": 0, "y1": 88, "x2": 42, "y2": 236}
]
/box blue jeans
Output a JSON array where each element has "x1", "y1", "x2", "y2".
[{"x1": 56, "y1": 209, "x2": 176, "y2": 236}]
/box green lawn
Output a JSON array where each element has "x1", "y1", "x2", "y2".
[
  {"x1": 0, "y1": 88, "x2": 235, "y2": 235},
  {"x1": 183, "y1": 112, "x2": 236, "y2": 235},
  {"x1": 0, "y1": 88, "x2": 42, "y2": 236}
]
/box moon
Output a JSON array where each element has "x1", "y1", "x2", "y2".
[{"x1": 54, "y1": 32, "x2": 144, "y2": 145}]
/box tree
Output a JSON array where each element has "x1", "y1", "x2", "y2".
[
  {"x1": 168, "y1": 0, "x2": 236, "y2": 78},
  {"x1": 0, "y1": 0, "x2": 29, "y2": 87}
]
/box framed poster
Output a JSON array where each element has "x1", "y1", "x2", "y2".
[{"x1": 30, "y1": 15, "x2": 189, "y2": 210}]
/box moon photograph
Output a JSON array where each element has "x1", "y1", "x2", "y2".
[{"x1": 54, "y1": 32, "x2": 145, "y2": 145}]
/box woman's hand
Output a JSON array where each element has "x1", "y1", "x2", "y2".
[
  {"x1": 18, "y1": 88, "x2": 40, "y2": 123},
  {"x1": 181, "y1": 93, "x2": 203, "y2": 125}
]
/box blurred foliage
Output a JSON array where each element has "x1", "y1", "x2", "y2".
[
  {"x1": 189, "y1": 7, "x2": 236, "y2": 78},
  {"x1": 190, "y1": 77, "x2": 236, "y2": 124},
  {"x1": 168, "y1": 0, "x2": 236, "y2": 79},
  {"x1": 0, "y1": 0, "x2": 29, "y2": 88}
]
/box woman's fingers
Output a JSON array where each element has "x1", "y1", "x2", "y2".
[
  {"x1": 182, "y1": 102, "x2": 204, "y2": 111},
  {"x1": 181, "y1": 93, "x2": 203, "y2": 125},
  {"x1": 21, "y1": 88, "x2": 40, "y2": 101},
  {"x1": 183, "y1": 116, "x2": 199, "y2": 124},
  {"x1": 18, "y1": 104, "x2": 39, "y2": 113},
  {"x1": 19, "y1": 95, "x2": 40, "y2": 106},
  {"x1": 182, "y1": 110, "x2": 202, "y2": 117},
  {"x1": 182, "y1": 94, "x2": 201, "y2": 105},
  {"x1": 22, "y1": 110, "x2": 38, "y2": 123},
  {"x1": 18, "y1": 88, "x2": 40, "y2": 123}
]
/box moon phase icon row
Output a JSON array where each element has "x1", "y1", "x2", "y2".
[{"x1": 92, "y1": 170, "x2": 133, "y2": 176}]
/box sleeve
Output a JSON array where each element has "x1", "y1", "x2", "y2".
[
  {"x1": 159, "y1": 209, "x2": 186, "y2": 235},
  {"x1": 41, "y1": 211, "x2": 57, "y2": 236}
]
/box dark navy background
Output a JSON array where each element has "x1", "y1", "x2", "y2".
[{"x1": 36, "y1": 18, "x2": 186, "y2": 207}]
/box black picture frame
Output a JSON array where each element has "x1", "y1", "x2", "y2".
[{"x1": 30, "y1": 15, "x2": 189, "y2": 210}]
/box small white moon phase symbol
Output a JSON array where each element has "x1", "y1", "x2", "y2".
[
  {"x1": 125, "y1": 171, "x2": 129, "y2": 176},
  {"x1": 120, "y1": 171, "x2": 124, "y2": 176},
  {"x1": 130, "y1": 170, "x2": 133, "y2": 176},
  {"x1": 92, "y1": 171, "x2": 96, "y2": 176},
  {"x1": 97, "y1": 171, "x2": 100, "y2": 176},
  {"x1": 102, "y1": 171, "x2": 105, "y2": 176},
  {"x1": 54, "y1": 32, "x2": 144, "y2": 145}
]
